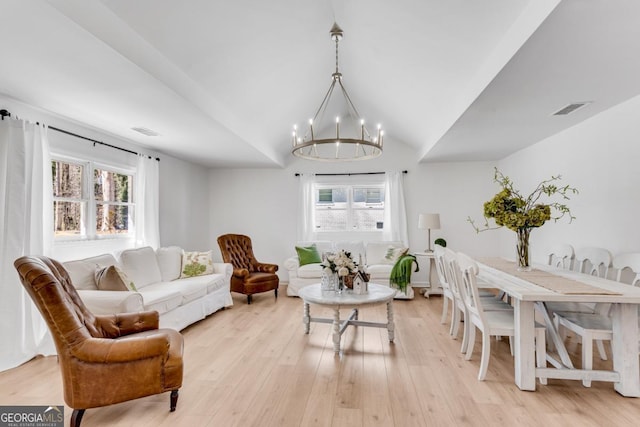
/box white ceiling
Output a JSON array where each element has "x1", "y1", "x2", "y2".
[{"x1": 1, "y1": 0, "x2": 639, "y2": 168}]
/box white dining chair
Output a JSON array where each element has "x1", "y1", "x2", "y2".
[
  {"x1": 612, "y1": 252, "x2": 640, "y2": 286},
  {"x1": 442, "y1": 249, "x2": 512, "y2": 349},
  {"x1": 455, "y1": 253, "x2": 547, "y2": 382},
  {"x1": 553, "y1": 252, "x2": 640, "y2": 387},
  {"x1": 552, "y1": 247, "x2": 612, "y2": 385},
  {"x1": 548, "y1": 244, "x2": 574, "y2": 270},
  {"x1": 434, "y1": 245, "x2": 456, "y2": 328}
]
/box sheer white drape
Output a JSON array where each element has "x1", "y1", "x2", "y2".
[
  {"x1": 383, "y1": 171, "x2": 409, "y2": 246},
  {"x1": 297, "y1": 173, "x2": 316, "y2": 242},
  {"x1": 135, "y1": 155, "x2": 160, "y2": 249},
  {"x1": 0, "y1": 118, "x2": 55, "y2": 371}
]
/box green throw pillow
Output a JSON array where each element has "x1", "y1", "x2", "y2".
[{"x1": 296, "y1": 244, "x2": 322, "y2": 266}]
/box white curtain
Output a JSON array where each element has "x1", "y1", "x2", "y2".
[
  {"x1": 383, "y1": 171, "x2": 409, "y2": 246},
  {"x1": 297, "y1": 173, "x2": 316, "y2": 242},
  {"x1": 135, "y1": 155, "x2": 160, "y2": 249},
  {"x1": 0, "y1": 118, "x2": 55, "y2": 371}
]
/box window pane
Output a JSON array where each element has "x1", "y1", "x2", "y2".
[
  {"x1": 96, "y1": 203, "x2": 132, "y2": 234},
  {"x1": 52, "y1": 161, "x2": 83, "y2": 198},
  {"x1": 315, "y1": 209, "x2": 348, "y2": 231},
  {"x1": 353, "y1": 209, "x2": 385, "y2": 230},
  {"x1": 94, "y1": 169, "x2": 133, "y2": 202},
  {"x1": 53, "y1": 201, "x2": 83, "y2": 235},
  {"x1": 316, "y1": 187, "x2": 347, "y2": 204},
  {"x1": 353, "y1": 187, "x2": 384, "y2": 204}
]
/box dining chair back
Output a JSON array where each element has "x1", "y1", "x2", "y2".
[
  {"x1": 434, "y1": 245, "x2": 455, "y2": 326},
  {"x1": 548, "y1": 244, "x2": 575, "y2": 270},
  {"x1": 612, "y1": 253, "x2": 640, "y2": 286},
  {"x1": 442, "y1": 247, "x2": 467, "y2": 339},
  {"x1": 575, "y1": 247, "x2": 612, "y2": 278}
]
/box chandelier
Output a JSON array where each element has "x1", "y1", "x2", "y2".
[{"x1": 291, "y1": 23, "x2": 383, "y2": 161}]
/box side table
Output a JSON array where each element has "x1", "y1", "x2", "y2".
[{"x1": 412, "y1": 252, "x2": 442, "y2": 298}]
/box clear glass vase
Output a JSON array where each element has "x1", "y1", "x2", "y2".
[
  {"x1": 321, "y1": 271, "x2": 338, "y2": 291},
  {"x1": 516, "y1": 228, "x2": 531, "y2": 271}
]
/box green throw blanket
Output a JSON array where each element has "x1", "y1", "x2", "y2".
[{"x1": 389, "y1": 254, "x2": 419, "y2": 294}]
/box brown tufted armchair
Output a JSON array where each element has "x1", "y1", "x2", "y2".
[
  {"x1": 217, "y1": 234, "x2": 279, "y2": 304},
  {"x1": 14, "y1": 256, "x2": 183, "y2": 427}
]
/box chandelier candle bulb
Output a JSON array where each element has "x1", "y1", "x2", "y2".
[{"x1": 309, "y1": 119, "x2": 314, "y2": 140}]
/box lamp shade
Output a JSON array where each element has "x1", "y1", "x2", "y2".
[{"x1": 418, "y1": 213, "x2": 440, "y2": 230}]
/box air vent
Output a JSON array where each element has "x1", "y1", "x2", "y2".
[
  {"x1": 131, "y1": 127, "x2": 160, "y2": 137},
  {"x1": 552, "y1": 102, "x2": 592, "y2": 116}
]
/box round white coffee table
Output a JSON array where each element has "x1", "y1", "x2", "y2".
[{"x1": 298, "y1": 283, "x2": 396, "y2": 354}]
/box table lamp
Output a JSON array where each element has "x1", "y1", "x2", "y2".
[{"x1": 418, "y1": 213, "x2": 441, "y2": 252}]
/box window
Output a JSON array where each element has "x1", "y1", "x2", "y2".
[
  {"x1": 314, "y1": 184, "x2": 385, "y2": 231},
  {"x1": 52, "y1": 158, "x2": 135, "y2": 239}
]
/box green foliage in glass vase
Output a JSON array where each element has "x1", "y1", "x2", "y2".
[{"x1": 468, "y1": 168, "x2": 578, "y2": 232}]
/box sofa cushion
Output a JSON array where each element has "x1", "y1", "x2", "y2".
[
  {"x1": 156, "y1": 246, "x2": 183, "y2": 281},
  {"x1": 297, "y1": 241, "x2": 334, "y2": 259},
  {"x1": 335, "y1": 241, "x2": 366, "y2": 260},
  {"x1": 381, "y1": 246, "x2": 409, "y2": 265},
  {"x1": 119, "y1": 247, "x2": 163, "y2": 289},
  {"x1": 298, "y1": 263, "x2": 324, "y2": 278},
  {"x1": 366, "y1": 241, "x2": 402, "y2": 265},
  {"x1": 295, "y1": 244, "x2": 322, "y2": 266},
  {"x1": 64, "y1": 254, "x2": 118, "y2": 290},
  {"x1": 138, "y1": 289, "x2": 183, "y2": 315},
  {"x1": 143, "y1": 280, "x2": 208, "y2": 305},
  {"x1": 180, "y1": 250, "x2": 214, "y2": 278},
  {"x1": 366, "y1": 264, "x2": 393, "y2": 279},
  {"x1": 95, "y1": 265, "x2": 137, "y2": 291},
  {"x1": 171, "y1": 274, "x2": 227, "y2": 294}
]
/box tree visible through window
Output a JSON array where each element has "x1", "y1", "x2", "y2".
[{"x1": 52, "y1": 159, "x2": 134, "y2": 238}]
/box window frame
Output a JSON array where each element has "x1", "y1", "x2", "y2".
[
  {"x1": 313, "y1": 183, "x2": 385, "y2": 233},
  {"x1": 51, "y1": 154, "x2": 136, "y2": 241}
]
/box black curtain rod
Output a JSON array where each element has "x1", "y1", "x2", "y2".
[
  {"x1": 295, "y1": 170, "x2": 407, "y2": 177},
  {"x1": 0, "y1": 109, "x2": 159, "y2": 161}
]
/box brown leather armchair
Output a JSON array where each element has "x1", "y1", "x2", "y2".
[
  {"x1": 217, "y1": 234, "x2": 279, "y2": 304},
  {"x1": 14, "y1": 256, "x2": 183, "y2": 427}
]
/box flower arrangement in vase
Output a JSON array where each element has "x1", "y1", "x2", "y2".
[
  {"x1": 468, "y1": 168, "x2": 578, "y2": 271},
  {"x1": 321, "y1": 250, "x2": 359, "y2": 291}
]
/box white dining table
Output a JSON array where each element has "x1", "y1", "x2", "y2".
[{"x1": 477, "y1": 259, "x2": 640, "y2": 397}]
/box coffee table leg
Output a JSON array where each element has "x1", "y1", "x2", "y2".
[
  {"x1": 387, "y1": 301, "x2": 395, "y2": 342},
  {"x1": 303, "y1": 302, "x2": 310, "y2": 334},
  {"x1": 333, "y1": 308, "x2": 341, "y2": 353}
]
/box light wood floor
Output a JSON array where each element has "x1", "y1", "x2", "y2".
[{"x1": 2, "y1": 286, "x2": 640, "y2": 426}]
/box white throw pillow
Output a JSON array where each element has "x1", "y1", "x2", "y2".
[
  {"x1": 156, "y1": 246, "x2": 183, "y2": 281},
  {"x1": 381, "y1": 246, "x2": 409, "y2": 265}
]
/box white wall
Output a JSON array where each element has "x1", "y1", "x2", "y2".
[
  {"x1": 1, "y1": 95, "x2": 210, "y2": 260},
  {"x1": 497, "y1": 93, "x2": 640, "y2": 264},
  {"x1": 209, "y1": 138, "x2": 501, "y2": 281},
  {"x1": 159, "y1": 155, "x2": 211, "y2": 250}
]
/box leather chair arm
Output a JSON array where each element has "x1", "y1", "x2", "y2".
[
  {"x1": 95, "y1": 311, "x2": 160, "y2": 338},
  {"x1": 233, "y1": 268, "x2": 250, "y2": 278},
  {"x1": 255, "y1": 263, "x2": 278, "y2": 274},
  {"x1": 72, "y1": 333, "x2": 170, "y2": 363}
]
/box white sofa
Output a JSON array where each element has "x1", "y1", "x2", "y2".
[
  {"x1": 63, "y1": 246, "x2": 233, "y2": 331},
  {"x1": 284, "y1": 241, "x2": 416, "y2": 299}
]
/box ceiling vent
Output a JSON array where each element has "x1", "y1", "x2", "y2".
[
  {"x1": 131, "y1": 127, "x2": 160, "y2": 137},
  {"x1": 552, "y1": 102, "x2": 592, "y2": 116}
]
